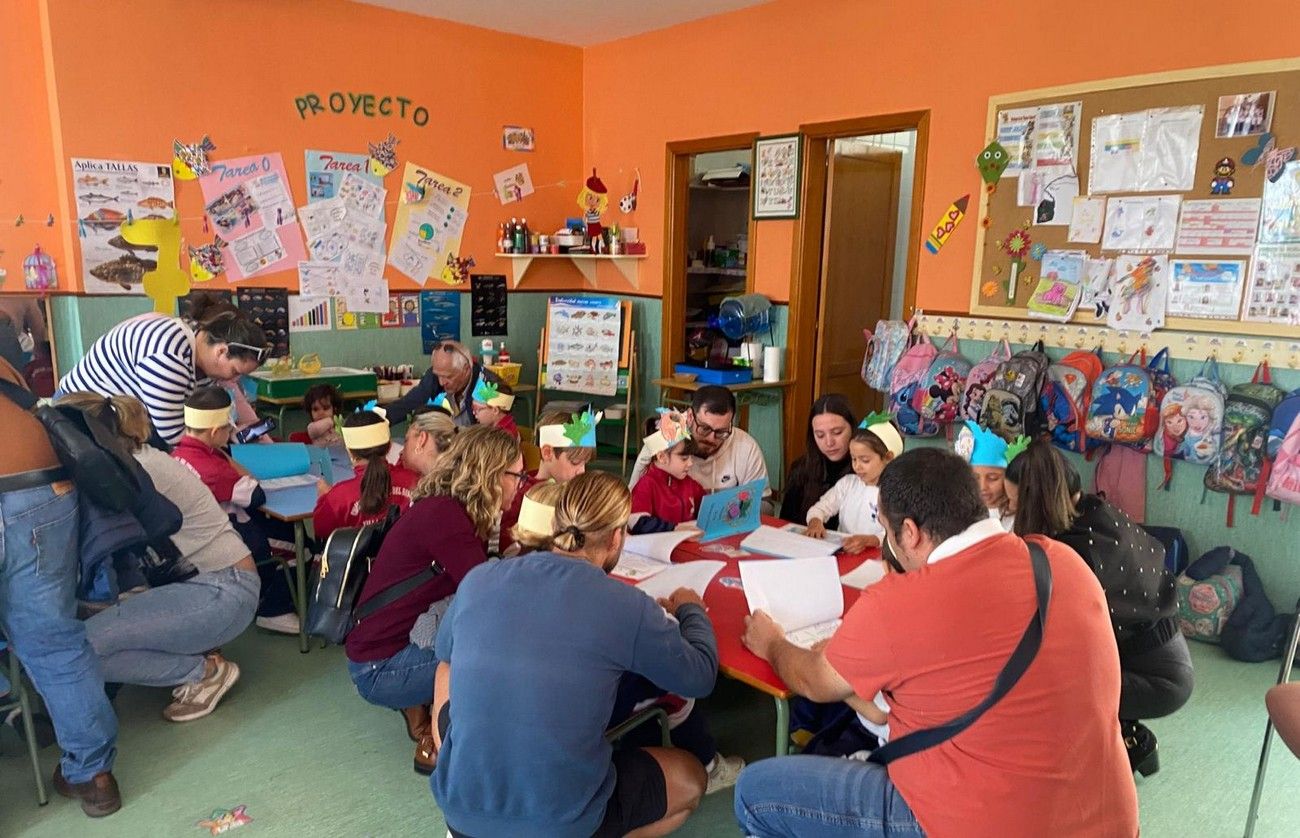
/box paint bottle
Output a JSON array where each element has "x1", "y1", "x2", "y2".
[{"x1": 499, "y1": 343, "x2": 511, "y2": 364}]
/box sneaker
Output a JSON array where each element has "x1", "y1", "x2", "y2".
[
  {"x1": 52, "y1": 765, "x2": 122, "y2": 817},
  {"x1": 163, "y1": 654, "x2": 240, "y2": 722},
  {"x1": 705, "y1": 754, "x2": 745, "y2": 794},
  {"x1": 255, "y1": 613, "x2": 300, "y2": 635}
]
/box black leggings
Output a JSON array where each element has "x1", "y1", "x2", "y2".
[{"x1": 1119, "y1": 632, "x2": 1195, "y2": 721}]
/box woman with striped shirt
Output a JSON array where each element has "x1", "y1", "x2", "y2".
[{"x1": 58, "y1": 297, "x2": 268, "y2": 445}]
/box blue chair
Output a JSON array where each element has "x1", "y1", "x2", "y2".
[{"x1": 0, "y1": 639, "x2": 49, "y2": 805}]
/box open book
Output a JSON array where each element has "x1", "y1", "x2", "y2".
[
  {"x1": 739, "y1": 556, "x2": 844, "y2": 649},
  {"x1": 635, "y1": 560, "x2": 725, "y2": 600},
  {"x1": 610, "y1": 529, "x2": 698, "y2": 582},
  {"x1": 741, "y1": 524, "x2": 840, "y2": 560}
]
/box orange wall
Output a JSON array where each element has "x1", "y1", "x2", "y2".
[
  {"x1": 583, "y1": 0, "x2": 1300, "y2": 305},
  {"x1": 39, "y1": 0, "x2": 586, "y2": 293}
]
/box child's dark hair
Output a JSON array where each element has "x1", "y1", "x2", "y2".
[
  {"x1": 187, "y1": 294, "x2": 269, "y2": 362},
  {"x1": 344, "y1": 411, "x2": 392, "y2": 516},
  {"x1": 302, "y1": 383, "x2": 343, "y2": 415},
  {"x1": 851, "y1": 426, "x2": 895, "y2": 459},
  {"x1": 1004, "y1": 438, "x2": 1079, "y2": 538},
  {"x1": 186, "y1": 385, "x2": 233, "y2": 411}
]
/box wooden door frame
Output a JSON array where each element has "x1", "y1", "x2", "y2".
[
  {"x1": 786, "y1": 111, "x2": 929, "y2": 460},
  {"x1": 661, "y1": 132, "x2": 760, "y2": 377}
]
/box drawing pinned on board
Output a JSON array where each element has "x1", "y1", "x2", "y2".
[
  {"x1": 502, "y1": 125, "x2": 535, "y2": 151},
  {"x1": 1210, "y1": 157, "x2": 1236, "y2": 195},
  {"x1": 977, "y1": 141, "x2": 1011, "y2": 184},
  {"x1": 1241, "y1": 133, "x2": 1297, "y2": 183},
  {"x1": 493, "y1": 164, "x2": 534, "y2": 205},
  {"x1": 368, "y1": 133, "x2": 399, "y2": 177},
  {"x1": 924, "y1": 194, "x2": 968, "y2": 254},
  {"x1": 173, "y1": 136, "x2": 216, "y2": 180}
]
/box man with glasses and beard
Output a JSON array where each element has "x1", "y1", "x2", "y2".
[{"x1": 629, "y1": 386, "x2": 770, "y2": 498}]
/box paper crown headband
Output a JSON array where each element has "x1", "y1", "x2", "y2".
[
  {"x1": 427, "y1": 392, "x2": 453, "y2": 414},
  {"x1": 472, "y1": 376, "x2": 515, "y2": 410},
  {"x1": 538, "y1": 410, "x2": 602, "y2": 449},
  {"x1": 343, "y1": 404, "x2": 391, "y2": 450},
  {"x1": 643, "y1": 409, "x2": 691, "y2": 456},
  {"x1": 858, "y1": 411, "x2": 905, "y2": 458},
  {"x1": 954, "y1": 420, "x2": 1028, "y2": 469},
  {"x1": 184, "y1": 404, "x2": 235, "y2": 430},
  {"x1": 515, "y1": 491, "x2": 558, "y2": 537}
]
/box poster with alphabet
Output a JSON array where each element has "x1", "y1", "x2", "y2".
[{"x1": 199, "y1": 153, "x2": 306, "y2": 281}]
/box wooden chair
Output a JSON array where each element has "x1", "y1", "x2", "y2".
[
  {"x1": 1243, "y1": 602, "x2": 1300, "y2": 837},
  {"x1": 0, "y1": 641, "x2": 49, "y2": 805}
]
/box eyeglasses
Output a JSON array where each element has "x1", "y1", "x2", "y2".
[
  {"x1": 692, "y1": 420, "x2": 733, "y2": 440},
  {"x1": 503, "y1": 470, "x2": 528, "y2": 481},
  {"x1": 227, "y1": 341, "x2": 270, "y2": 363}
]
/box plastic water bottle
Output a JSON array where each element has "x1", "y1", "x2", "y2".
[{"x1": 711, "y1": 293, "x2": 772, "y2": 341}]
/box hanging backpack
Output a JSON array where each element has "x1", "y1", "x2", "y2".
[
  {"x1": 888, "y1": 332, "x2": 940, "y2": 437},
  {"x1": 913, "y1": 333, "x2": 972, "y2": 426},
  {"x1": 1264, "y1": 391, "x2": 1300, "y2": 510},
  {"x1": 1204, "y1": 362, "x2": 1285, "y2": 526},
  {"x1": 961, "y1": 339, "x2": 1012, "y2": 423},
  {"x1": 862, "y1": 318, "x2": 914, "y2": 393},
  {"x1": 1041, "y1": 348, "x2": 1104, "y2": 453},
  {"x1": 1085, "y1": 351, "x2": 1158, "y2": 449},
  {"x1": 1155, "y1": 357, "x2": 1227, "y2": 487},
  {"x1": 1141, "y1": 349, "x2": 1178, "y2": 448},
  {"x1": 1266, "y1": 389, "x2": 1300, "y2": 459},
  {"x1": 978, "y1": 340, "x2": 1050, "y2": 441}
]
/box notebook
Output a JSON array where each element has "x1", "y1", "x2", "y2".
[
  {"x1": 695, "y1": 478, "x2": 766, "y2": 542},
  {"x1": 740, "y1": 525, "x2": 839, "y2": 560},
  {"x1": 739, "y1": 555, "x2": 844, "y2": 648},
  {"x1": 611, "y1": 530, "x2": 698, "y2": 582}
]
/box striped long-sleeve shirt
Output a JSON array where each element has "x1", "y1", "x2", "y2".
[{"x1": 58, "y1": 313, "x2": 200, "y2": 444}]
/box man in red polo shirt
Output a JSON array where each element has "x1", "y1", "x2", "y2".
[{"x1": 736, "y1": 447, "x2": 1138, "y2": 837}]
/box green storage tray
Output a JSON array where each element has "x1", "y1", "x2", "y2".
[{"x1": 247, "y1": 367, "x2": 378, "y2": 401}]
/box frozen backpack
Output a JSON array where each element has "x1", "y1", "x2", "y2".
[
  {"x1": 978, "y1": 340, "x2": 1050, "y2": 441},
  {"x1": 960, "y1": 339, "x2": 1011, "y2": 423},
  {"x1": 1041, "y1": 348, "x2": 1103, "y2": 453},
  {"x1": 1266, "y1": 403, "x2": 1300, "y2": 509},
  {"x1": 862, "y1": 318, "x2": 914, "y2": 393},
  {"x1": 913, "y1": 333, "x2": 972, "y2": 425},
  {"x1": 1085, "y1": 352, "x2": 1158, "y2": 448},
  {"x1": 1154, "y1": 357, "x2": 1227, "y2": 487},
  {"x1": 888, "y1": 332, "x2": 940, "y2": 437},
  {"x1": 1204, "y1": 363, "x2": 1285, "y2": 525},
  {"x1": 1141, "y1": 348, "x2": 1178, "y2": 450}
]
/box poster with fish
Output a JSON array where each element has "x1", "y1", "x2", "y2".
[
  {"x1": 545, "y1": 295, "x2": 621, "y2": 396},
  {"x1": 71, "y1": 157, "x2": 176, "y2": 294},
  {"x1": 198, "y1": 153, "x2": 306, "y2": 282},
  {"x1": 304, "y1": 150, "x2": 384, "y2": 214},
  {"x1": 387, "y1": 162, "x2": 470, "y2": 285}
]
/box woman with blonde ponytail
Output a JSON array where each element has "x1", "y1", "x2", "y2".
[{"x1": 430, "y1": 471, "x2": 720, "y2": 837}]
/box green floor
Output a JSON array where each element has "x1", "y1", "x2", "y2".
[{"x1": 2, "y1": 634, "x2": 1297, "y2": 837}]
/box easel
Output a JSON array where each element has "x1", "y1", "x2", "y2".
[{"x1": 535, "y1": 298, "x2": 639, "y2": 476}]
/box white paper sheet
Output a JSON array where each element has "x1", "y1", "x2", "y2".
[
  {"x1": 841, "y1": 560, "x2": 887, "y2": 590},
  {"x1": 741, "y1": 525, "x2": 839, "y2": 560},
  {"x1": 739, "y1": 556, "x2": 843, "y2": 633},
  {"x1": 1174, "y1": 198, "x2": 1262, "y2": 256},
  {"x1": 1031, "y1": 102, "x2": 1082, "y2": 170},
  {"x1": 1102, "y1": 196, "x2": 1181, "y2": 252},
  {"x1": 611, "y1": 552, "x2": 673, "y2": 582},
  {"x1": 1137, "y1": 106, "x2": 1204, "y2": 192},
  {"x1": 1243, "y1": 245, "x2": 1300, "y2": 326},
  {"x1": 624, "y1": 530, "x2": 698, "y2": 563},
  {"x1": 337, "y1": 172, "x2": 386, "y2": 217},
  {"x1": 785, "y1": 619, "x2": 843, "y2": 650},
  {"x1": 1259, "y1": 161, "x2": 1300, "y2": 244},
  {"x1": 781, "y1": 523, "x2": 845, "y2": 545},
  {"x1": 298, "y1": 260, "x2": 344, "y2": 298},
  {"x1": 635, "y1": 561, "x2": 725, "y2": 600},
  {"x1": 1090, "y1": 112, "x2": 1146, "y2": 193},
  {"x1": 1031, "y1": 166, "x2": 1078, "y2": 226},
  {"x1": 1068, "y1": 196, "x2": 1106, "y2": 244},
  {"x1": 247, "y1": 172, "x2": 296, "y2": 229},
  {"x1": 339, "y1": 247, "x2": 387, "y2": 312},
  {"x1": 996, "y1": 106, "x2": 1037, "y2": 179},
  {"x1": 228, "y1": 227, "x2": 287, "y2": 277},
  {"x1": 1166, "y1": 259, "x2": 1246, "y2": 320},
  {"x1": 298, "y1": 198, "x2": 347, "y2": 244},
  {"x1": 1081, "y1": 257, "x2": 1115, "y2": 317}
]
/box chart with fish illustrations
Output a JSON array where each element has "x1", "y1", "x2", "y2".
[
  {"x1": 544, "y1": 295, "x2": 622, "y2": 396},
  {"x1": 71, "y1": 157, "x2": 176, "y2": 295}
]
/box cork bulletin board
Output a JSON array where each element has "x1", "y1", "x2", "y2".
[{"x1": 970, "y1": 59, "x2": 1300, "y2": 338}]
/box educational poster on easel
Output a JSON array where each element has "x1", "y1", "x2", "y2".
[
  {"x1": 545, "y1": 296, "x2": 622, "y2": 395},
  {"x1": 71, "y1": 157, "x2": 176, "y2": 294},
  {"x1": 198, "y1": 153, "x2": 306, "y2": 281},
  {"x1": 387, "y1": 162, "x2": 470, "y2": 285}
]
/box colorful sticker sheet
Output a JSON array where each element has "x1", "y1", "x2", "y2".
[
  {"x1": 1166, "y1": 259, "x2": 1246, "y2": 320},
  {"x1": 198, "y1": 153, "x2": 306, "y2": 281},
  {"x1": 71, "y1": 157, "x2": 176, "y2": 295},
  {"x1": 546, "y1": 295, "x2": 621, "y2": 396},
  {"x1": 387, "y1": 162, "x2": 471, "y2": 285}
]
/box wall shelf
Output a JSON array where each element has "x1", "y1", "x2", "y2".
[{"x1": 499, "y1": 253, "x2": 646, "y2": 289}]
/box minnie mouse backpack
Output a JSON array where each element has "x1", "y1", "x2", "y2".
[
  {"x1": 913, "y1": 333, "x2": 972, "y2": 426},
  {"x1": 960, "y1": 339, "x2": 1011, "y2": 423}
]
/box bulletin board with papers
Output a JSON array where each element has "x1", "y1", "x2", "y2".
[{"x1": 971, "y1": 59, "x2": 1300, "y2": 337}]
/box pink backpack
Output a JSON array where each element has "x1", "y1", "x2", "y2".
[
  {"x1": 887, "y1": 332, "x2": 939, "y2": 436},
  {"x1": 1266, "y1": 409, "x2": 1300, "y2": 508},
  {"x1": 960, "y1": 339, "x2": 1012, "y2": 423}
]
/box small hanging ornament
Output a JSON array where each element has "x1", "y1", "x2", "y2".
[
  {"x1": 46, "y1": 213, "x2": 55, "y2": 227},
  {"x1": 23, "y1": 244, "x2": 57, "y2": 291},
  {"x1": 15, "y1": 214, "x2": 23, "y2": 227}
]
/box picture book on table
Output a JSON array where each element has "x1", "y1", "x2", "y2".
[{"x1": 695, "y1": 478, "x2": 765, "y2": 542}]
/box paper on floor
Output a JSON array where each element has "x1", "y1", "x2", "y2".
[
  {"x1": 739, "y1": 555, "x2": 843, "y2": 633},
  {"x1": 741, "y1": 524, "x2": 839, "y2": 560},
  {"x1": 635, "y1": 560, "x2": 725, "y2": 600}
]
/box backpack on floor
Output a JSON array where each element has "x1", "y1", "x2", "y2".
[
  {"x1": 1265, "y1": 402, "x2": 1300, "y2": 509},
  {"x1": 913, "y1": 333, "x2": 972, "y2": 426},
  {"x1": 1176, "y1": 564, "x2": 1243, "y2": 642},
  {"x1": 862, "y1": 318, "x2": 914, "y2": 393},
  {"x1": 1204, "y1": 362, "x2": 1286, "y2": 525},
  {"x1": 1142, "y1": 524, "x2": 1190, "y2": 575},
  {"x1": 1154, "y1": 357, "x2": 1227, "y2": 488},
  {"x1": 1085, "y1": 352, "x2": 1158, "y2": 449},
  {"x1": 978, "y1": 340, "x2": 1050, "y2": 441},
  {"x1": 888, "y1": 332, "x2": 940, "y2": 436},
  {"x1": 961, "y1": 339, "x2": 1012, "y2": 423},
  {"x1": 1041, "y1": 348, "x2": 1103, "y2": 453}
]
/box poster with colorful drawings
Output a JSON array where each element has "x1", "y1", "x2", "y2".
[
  {"x1": 198, "y1": 153, "x2": 306, "y2": 281},
  {"x1": 71, "y1": 157, "x2": 176, "y2": 295},
  {"x1": 1107, "y1": 253, "x2": 1169, "y2": 331},
  {"x1": 387, "y1": 162, "x2": 471, "y2": 285},
  {"x1": 1027, "y1": 250, "x2": 1085, "y2": 321},
  {"x1": 304, "y1": 150, "x2": 382, "y2": 210},
  {"x1": 545, "y1": 295, "x2": 621, "y2": 396}
]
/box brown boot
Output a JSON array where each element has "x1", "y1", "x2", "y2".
[
  {"x1": 399, "y1": 705, "x2": 431, "y2": 742},
  {"x1": 414, "y1": 732, "x2": 437, "y2": 775},
  {"x1": 53, "y1": 765, "x2": 122, "y2": 817}
]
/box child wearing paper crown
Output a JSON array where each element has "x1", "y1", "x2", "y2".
[
  {"x1": 171, "y1": 386, "x2": 307, "y2": 634},
  {"x1": 805, "y1": 413, "x2": 904, "y2": 555},
  {"x1": 313, "y1": 407, "x2": 420, "y2": 543},
  {"x1": 507, "y1": 481, "x2": 566, "y2": 555},
  {"x1": 497, "y1": 409, "x2": 598, "y2": 557},
  {"x1": 954, "y1": 420, "x2": 1028, "y2": 531},
  {"x1": 470, "y1": 375, "x2": 519, "y2": 439},
  {"x1": 629, "y1": 410, "x2": 707, "y2": 534}
]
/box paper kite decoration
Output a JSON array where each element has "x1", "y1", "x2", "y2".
[
  {"x1": 977, "y1": 141, "x2": 1011, "y2": 184},
  {"x1": 1241, "y1": 132, "x2": 1296, "y2": 183},
  {"x1": 172, "y1": 136, "x2": 216, "y2": 180},
  {"x1": 643, "y1": 409, "x2": 691, "y2": 455},
  {"x1": 368, "y1": 133, "x2": 399, "y2": 177}
]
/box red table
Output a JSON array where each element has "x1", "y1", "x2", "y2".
[{"x1": 669, "y1": 516, "x2": 881, "y2": 755}]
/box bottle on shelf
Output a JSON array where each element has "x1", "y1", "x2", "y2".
[
  {"x1": 500, "y1": 221, "x2": 512, "y2": 254},
  {"x1": 499, "y1": 343, "x2": 511, "y2": 364},
  {"x1": 481, "y1": 338, "x2": 496, "y2": 366},
  {"x1": 520, "y1": 218, "x2": 531, "y2": 252}
]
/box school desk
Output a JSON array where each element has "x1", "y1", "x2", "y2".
[
  {"x1": 245, "y1": 367, "x2": 378, "y2": 439},
  {"x1": 669, "y1": 516, "x2": 878, "y2": 756},
  {"x1": 260, "y1": 449, "x2": 355, "y2": 653}
]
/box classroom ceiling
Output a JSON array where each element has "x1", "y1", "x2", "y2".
[{"x1": 353, "y1": 0, "x2": 773, "y2": 46}]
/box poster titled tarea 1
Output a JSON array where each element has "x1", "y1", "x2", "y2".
[{"x1": 294, "y1": 91, "x2": 431, "y2": 126}]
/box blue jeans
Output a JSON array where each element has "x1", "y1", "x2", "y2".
[
  {"x1": 85, "y1": 566, "x2": 259, "y2": 686},
  {"x1": 734, "y1": 755, "x2": 924, "y2": 837},
  {"x1": 0, "y1": 481, "x2": 118, "y2": 783},
  {"x1": 347, "y1": 642, "x2": 439, "y2": 709}
]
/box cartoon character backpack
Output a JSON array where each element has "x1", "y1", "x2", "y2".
[
  {"x1": 1154, "y1": 357, "x2": 1227, "y2": 486},
  {"x1": 1041, "y1": 348, "x2": 1103, "y2": 453},
  {"x1": 1265, "y1": 399, "x2": 1300, "y2": 509},
  {"x1": 1085, "y1": 351, "x2": 1157, "y2": 448},
  {"x1": 1141, "y1": 348, "x2": 1178, "y2": 450},
  {"x1": 960, "y1": 339, "x2": 1011, "y2": 423},
  {"x1": 888, "y1": 332, "x2": 940, "y2": 437},
  {"x1": 1204, "y1": 363, "x2": 1285, "y2": 525},
  {"x1": 862, "y1": 318, "x2": 914, "y2": 393},
  {"x1": 913, "y1": 333, "x2": 972, "y2": 425},
  {"x1": 978, "y1": 340, "x2": 1050, "y2": 441}
]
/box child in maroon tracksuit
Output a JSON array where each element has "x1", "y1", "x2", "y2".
[{"x1": 628, "y1": 410, "x2": 705, "y2": 534}]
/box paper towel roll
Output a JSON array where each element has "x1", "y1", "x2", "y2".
[
  {"x1": 763, "y1": 346, "x2": 784, "y2": 382},
  {"x1": 742, "y1": 342, "x2": 764, "y2": 378}
]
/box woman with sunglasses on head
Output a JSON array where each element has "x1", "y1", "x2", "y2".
[{"x1": 58, "y1": 294, "x2": 269, "y2": 447}]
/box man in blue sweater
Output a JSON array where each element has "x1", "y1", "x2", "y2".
[
  {"x1": 431, "y1": 472, "x2": 717, "y2": 837},
  {"x1": 384, "y1": 340, "x2": 501, "y2": 428}
]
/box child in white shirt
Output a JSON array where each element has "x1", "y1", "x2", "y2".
[{"x1": 804, "y1": 414, "x2": 904, "y2": 555}]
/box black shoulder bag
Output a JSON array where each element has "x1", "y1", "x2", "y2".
[
  {"x1": 0, "y1": 378, "x2": 141, "y2": 513},
  {"x1": 869, "y1": 540, "x2": 1053, "y2": 765}
]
